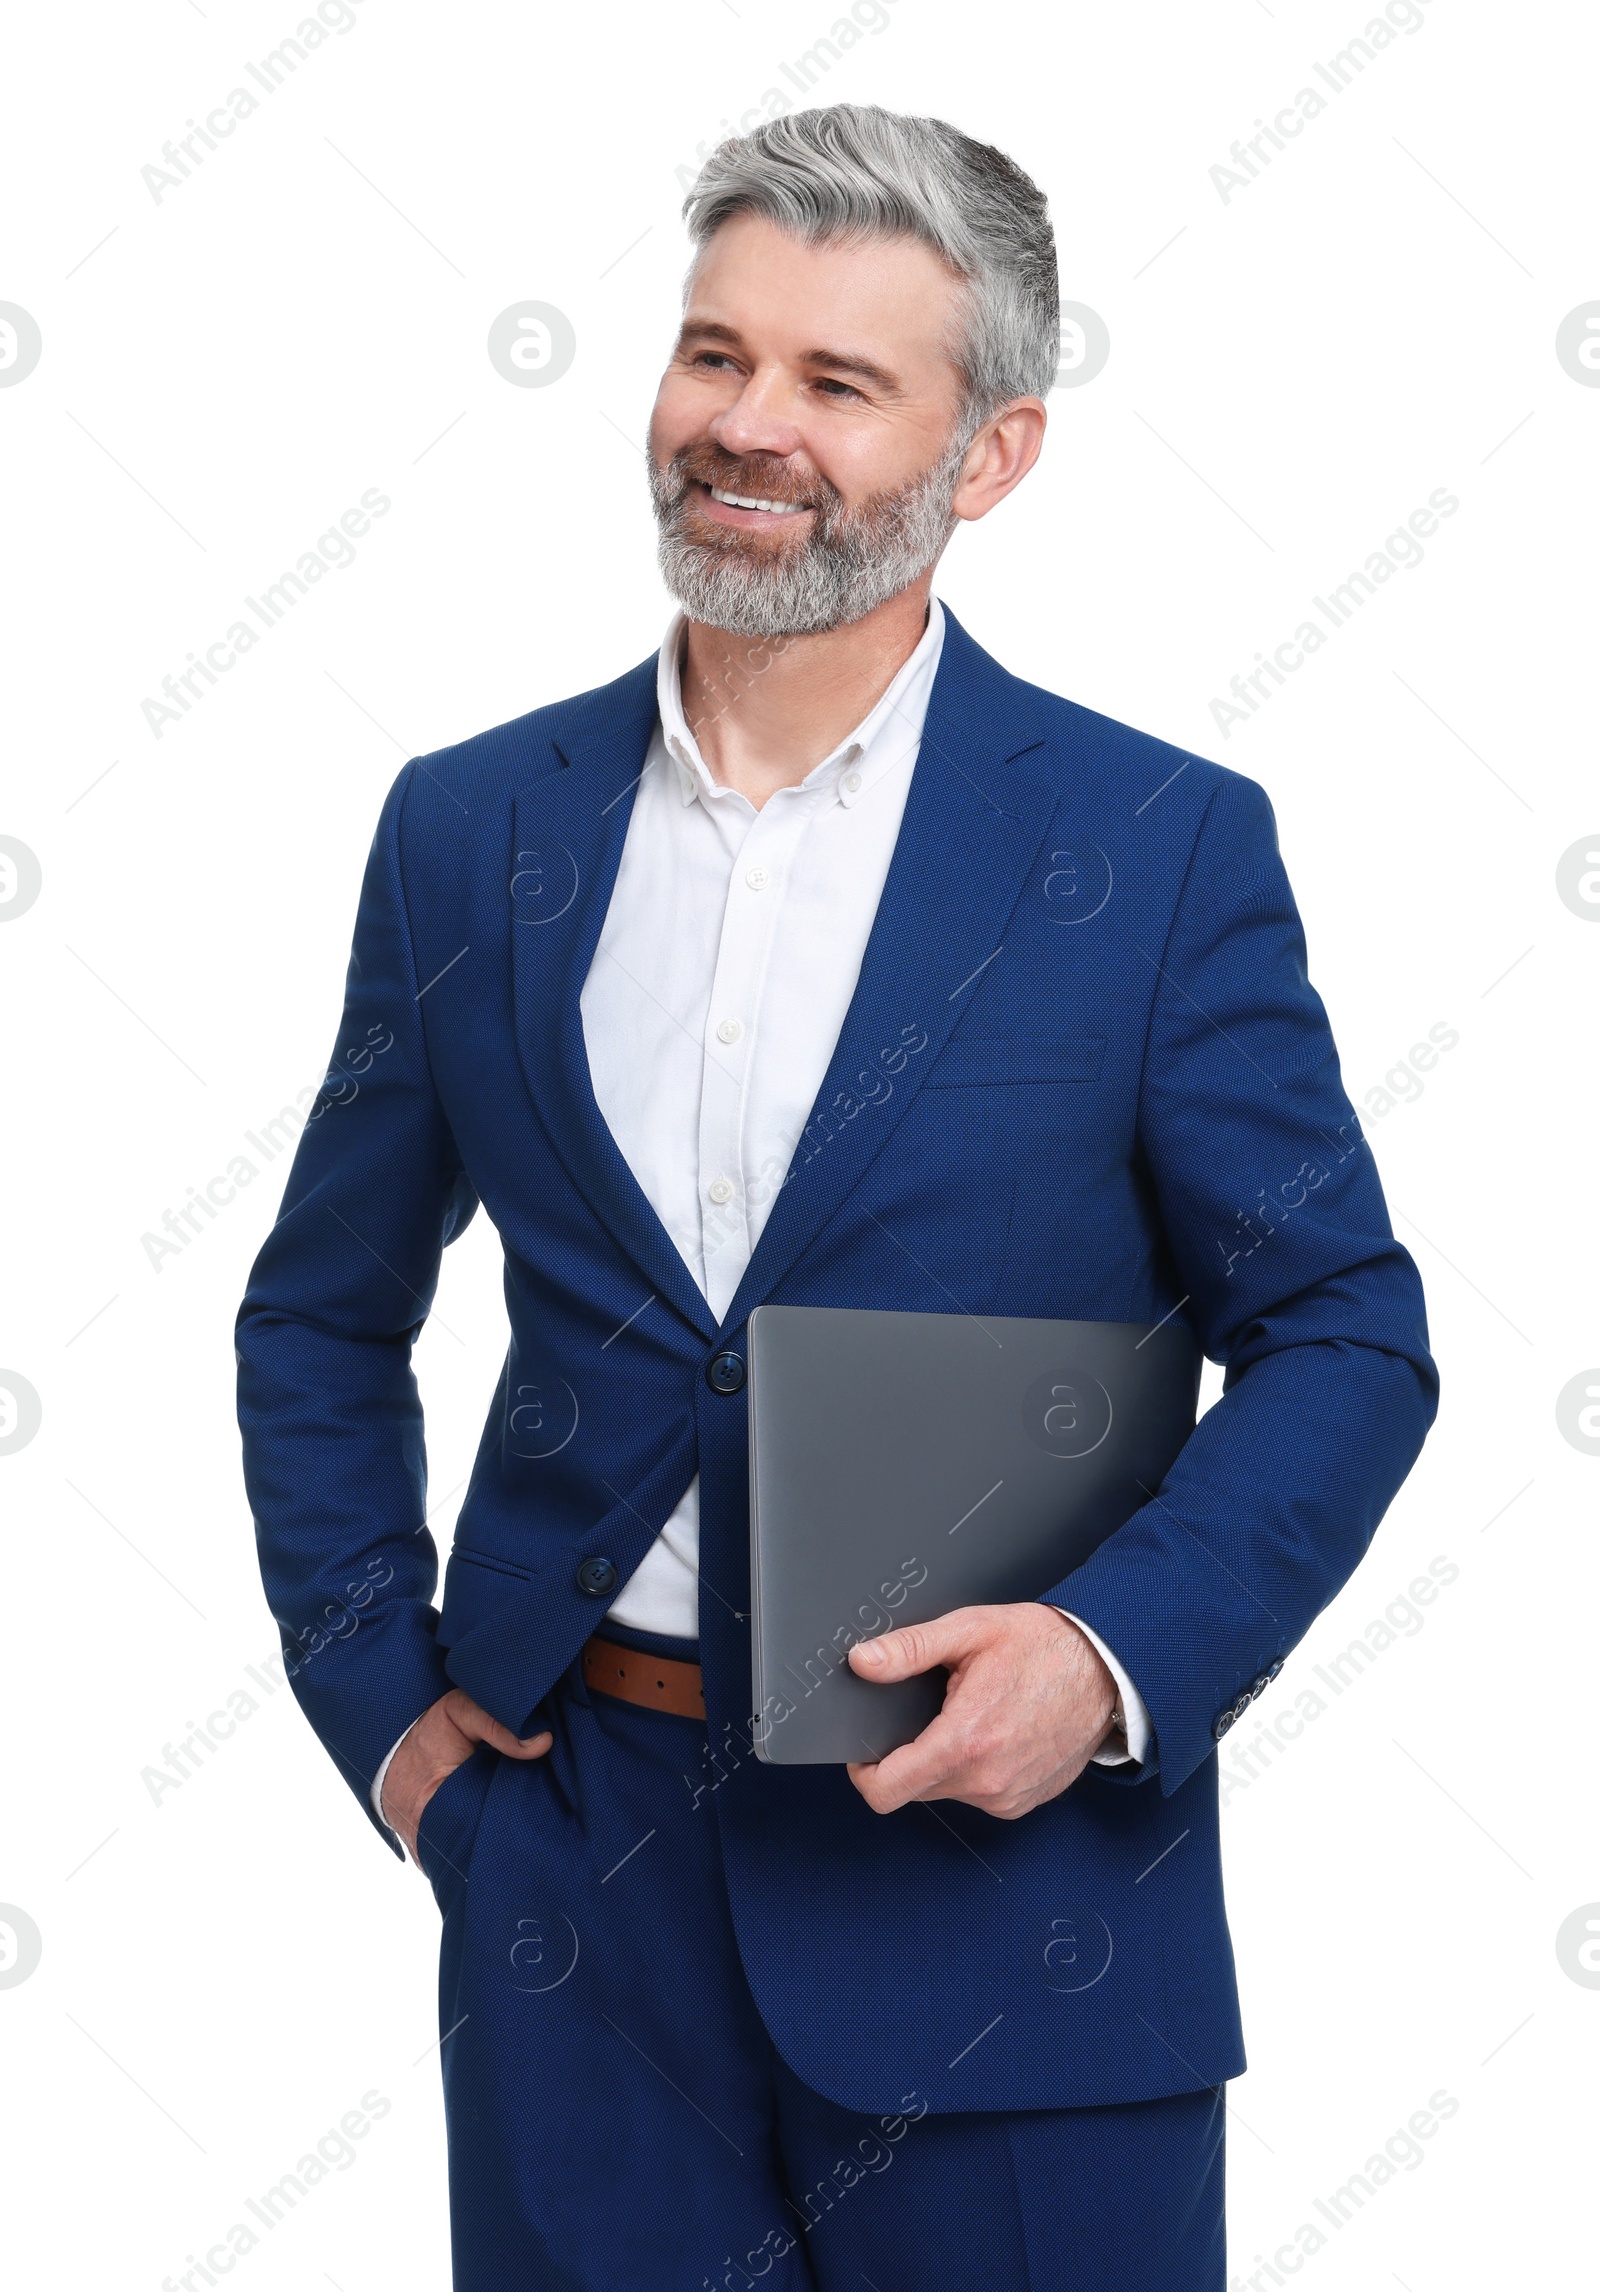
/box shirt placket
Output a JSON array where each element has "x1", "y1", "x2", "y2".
[{"x1": 695, "y1": 784, "x2": 824, "y2": 1320}]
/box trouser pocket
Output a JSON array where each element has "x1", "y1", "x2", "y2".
[{"x1": 415, "y1": 1742, "x2": 498, "y2": 1905}]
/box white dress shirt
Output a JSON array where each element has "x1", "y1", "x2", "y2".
[{"x1": 372, "y1": 597, "x2": 1149, "y2": 1841}]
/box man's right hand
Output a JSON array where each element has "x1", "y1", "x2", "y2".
[{"x1": 380, "y1": 1687, "x2": 554, "y2": 1865}]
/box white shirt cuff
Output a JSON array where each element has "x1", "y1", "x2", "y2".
[
  {"x1": 371, "y1": 1721, "x2": 422, "y2": 1845},
  {"x1": 1051, "y1": 1609, "x2": 1153, "y2": 1768}
]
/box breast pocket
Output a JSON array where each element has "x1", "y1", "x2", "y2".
[{"x1": 923, "y1": 1034, "x2": 1106, "y2": 1088}]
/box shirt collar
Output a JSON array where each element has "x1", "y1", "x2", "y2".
[{"x1": 654, "y1": 595, "x2": 947, "y2": 812}]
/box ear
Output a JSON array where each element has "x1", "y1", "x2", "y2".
[{"x1": 950, "y1": 399, "x2": 1048, "y2": 524}]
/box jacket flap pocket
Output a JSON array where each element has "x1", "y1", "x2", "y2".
[{"x1": 437, "y1": 1546, "x2": 532, "y2": 1648}]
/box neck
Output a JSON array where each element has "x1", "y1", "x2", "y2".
[{"x1": 679, "y1": 575, "x2": 933, "y2": 811}]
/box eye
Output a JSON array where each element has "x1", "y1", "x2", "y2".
[
  {"x1": 690, "y1": 350, "x2": 740, "y2": 373},
  {"x1": 813, "y1": 377, "x2": 864, "y2": 400}
]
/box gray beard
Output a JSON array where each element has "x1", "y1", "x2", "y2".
[{"x1": 648, "y1": 429, "x2": 970, "y2": 639}]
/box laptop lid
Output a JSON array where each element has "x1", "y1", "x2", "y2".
[{"x1": 747, "y1": 1304, "x2": 1201, "y2": 1764}]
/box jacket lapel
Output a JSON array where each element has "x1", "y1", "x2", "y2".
[
  {"x1": 509, "y1": 655, "x2": 719, "y2": 1340},
  {"x1": 510, "y1": 611, "x2": 1060, "y2": 1345},
  {"x1": 718, "y1": 608, "x2": 1059, "y2": 1334}
]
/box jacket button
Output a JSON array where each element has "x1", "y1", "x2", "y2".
[
  {"x1": 576, "y1": 1556, "x2": 617, "y2": 1596},
  {"x1": 1214, "y1": 1708, "x2": 1235, "y2": 1740},
  {"x1": 706, "y1": 1351, "x2": 746, "y2": 1395}
]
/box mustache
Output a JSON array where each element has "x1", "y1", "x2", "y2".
[{"x1": 662, "y1": 445, "x2": 836, "y2": 515}]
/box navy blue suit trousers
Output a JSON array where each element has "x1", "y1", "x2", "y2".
[{"x1": 424, "y1": 1623, "x2": 1226, "y2": 2291}]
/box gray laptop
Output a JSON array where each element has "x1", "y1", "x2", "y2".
[{"x1": 747, "y1": 1304, "x2": 1201, "y2": 1764}]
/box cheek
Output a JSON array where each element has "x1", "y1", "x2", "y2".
[
  {"x1": 803, "y1": 414, "x2": 951, "y2": 512},
  {"x1": 649, "y1": 380, "x2": 715, "y2": 462}
]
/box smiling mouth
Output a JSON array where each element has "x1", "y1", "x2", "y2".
[{"x1": 700, "y1": 481, "x2": 813, "y2": 517}]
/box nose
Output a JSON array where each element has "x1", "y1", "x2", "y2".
[{"x1": 706, "y1": 366, "x2": 805, "y2": 464}]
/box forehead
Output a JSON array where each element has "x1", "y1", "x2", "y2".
[{"x1": 684, "y1": 213, "x2": 967, "y2": 379}]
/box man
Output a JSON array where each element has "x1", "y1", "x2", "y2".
[{"x1": 236, "y1": 104, "x2": 1436, "y2": 2291}]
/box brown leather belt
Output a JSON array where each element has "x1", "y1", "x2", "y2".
[{"x1": 582, "y1": 1634, "x2": 705, "y2": 1721}]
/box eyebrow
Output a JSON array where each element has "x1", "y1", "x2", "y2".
[{"x1": 675, "y1": 318, "x2": 903, "y2": 395}]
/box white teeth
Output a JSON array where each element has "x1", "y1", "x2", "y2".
[{"x1": 708, "y1": 485, "x2": 806, "y2": 515}]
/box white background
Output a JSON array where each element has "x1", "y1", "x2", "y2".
[{"x1": 1, "y1": 0, "x2": 1594, "y2": 2284}]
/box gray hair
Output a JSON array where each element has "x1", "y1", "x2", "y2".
[{"x1": 680, "y1": 104, "x2": 1059, "y2": 442}]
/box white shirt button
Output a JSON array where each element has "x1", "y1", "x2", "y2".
[
  {"x1": 745, "y1": 866, "x2": 770, "y2": 890},
  {"x1": 715, "y1": 1018, "x2": 743, "y2": 1045},
  {"x1": 842, "y1": 770, "x2": 862, "y2": 794},
  {"x1": 708, "y1": 1176, "x2": 735, "y2": 1205}
]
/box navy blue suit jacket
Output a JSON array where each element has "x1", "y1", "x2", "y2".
[{"x1": 236, "y1": 606, "x2": 1436, "y2": 2114}]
